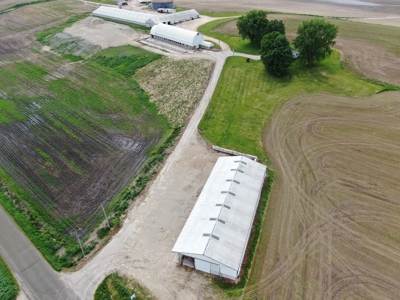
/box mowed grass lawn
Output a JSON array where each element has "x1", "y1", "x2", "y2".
[
  {"x1": 198, "y1": 18, "x2": 260, "y2": 55},
  {"x1": 199, "y1": 51, "x2": 381, "y2": 162}
]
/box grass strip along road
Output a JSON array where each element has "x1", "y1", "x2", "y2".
[
  {"x1": 0, "y1": 254, "x2": 18, "y2": 300},
  {"x1": 0, "y1": 206, "x2": 78, "y2": 299}
]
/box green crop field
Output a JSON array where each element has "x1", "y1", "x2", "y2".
[
  {"x1": 0, "y1": 42, "x2": 170, "y2": 269},
  {"x1": 0, "y1": 256, "x2": 18, "y2": 300}
]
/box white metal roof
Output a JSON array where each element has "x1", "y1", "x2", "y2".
[
  {"x1": 92, "y1": 6, "x2": 154, "y2": 26},
  {"x1": 150, "y1": 23, "x2": 203, "y2": 47},
  {"x1": 172, "y1": 156, "x2": 267, "y2": 272},
  {"x1": 154, "y1": 9, "x2": 199, "y2": 24},
  {"x1": 92, "y1": 7, "x2": 199, "y2": 27}
]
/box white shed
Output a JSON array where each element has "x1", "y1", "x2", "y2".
[
  {"x1": 172, "y1": 156, "x2": 267, "y2": 281},
  {"x1": 150, "y1": 23, "x2": 204, "y2": 49}
]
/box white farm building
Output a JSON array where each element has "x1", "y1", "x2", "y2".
[
  {"x1": 92, "y1": 6, "x2": 199, "y2": 27},
  {"x1": 172, "y1": 156, "x2": 267, "y2": 281},
  {"x1": 150, "y1": 23, "x2": 212, "y2": 49}
]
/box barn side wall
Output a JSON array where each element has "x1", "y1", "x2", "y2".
[{"x1": 152, "y1": 1, "x2": 174, "y2": 10}]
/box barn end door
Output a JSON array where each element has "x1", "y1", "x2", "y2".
[{"x1": 210, "y1": 263, "x2": 220, "y2": 276}]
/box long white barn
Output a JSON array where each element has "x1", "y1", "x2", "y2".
[
  {"x1": 172, "y1": 156, "x2": 267, "y2": 280},
  {"x1": 92, "y1": 6, "x2": 199, "y2": 27}
]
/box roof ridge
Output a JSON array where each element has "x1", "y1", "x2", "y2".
[{"x1": 203, "y1": 156, "x2": 246, "y2": 254}]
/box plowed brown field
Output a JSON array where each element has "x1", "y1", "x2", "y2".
[{"x1": 244, "y1": 92, "x2": 400, "y2": 299}]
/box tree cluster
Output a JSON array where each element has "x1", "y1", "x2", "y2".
[
  {"x1": 236, "y1": 10, "x2": 285, "y2": 47},
  {"x1": 237, "y1": 11, "x2": 339, "y2": 76}
]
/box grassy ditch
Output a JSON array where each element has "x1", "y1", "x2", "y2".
[
  {"x1": 199, "y1": 52, "x2": 381, "y2": 296},
  {"x1": 0, "y1": 255, "x2": 18, "y2": 300},
  {"x1": 94, "y1": 273, "x2": 156, "y2": 300},
  {"x1": 94, "y1": 126, "x2": 181, "y2": 241},
  {"x1": 198, "y1": 18, "x2": 260, "y2": 55}
]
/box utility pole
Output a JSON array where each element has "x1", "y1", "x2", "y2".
[
  {"x1": 75, "y1": 230, "x2": 85, "y2": 257},
  {"x1": 101, "y1": 203, "x2": 110, "y2": 228}
]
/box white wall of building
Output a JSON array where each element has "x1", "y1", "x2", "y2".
[{"x1": 195, "y1": 258, "x2": 210, "y2": 274}]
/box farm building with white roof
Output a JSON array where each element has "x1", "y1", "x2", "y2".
[
  {"x1": 150, "y1": 23, "x2": 211, "y2": 49},
  {"x1": 92, "y1": 6, "x2": 199, "y2": 27},
  {"x1": 172, "y1": 156, "x2": 267, "y2": 281}
]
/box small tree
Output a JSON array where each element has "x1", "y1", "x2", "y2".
[
  {"x1": 293, "y1": 19, "x2": 338, "y2": 66},
  {"x1": 261, "y1": 32, "x2": 293, "y2": 76},
  {"x1": 236, "y1": 10, "x2": 269, "y2": 46}
]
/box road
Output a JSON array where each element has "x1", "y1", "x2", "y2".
[{"x1": 0, "y1": 207, "x2": 78, "y2": 300}]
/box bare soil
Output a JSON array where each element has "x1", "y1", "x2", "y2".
[
  {"x1": 244, "y1": 91, "x2": 400, "y2": 299},
  {"x1": 177, "y1": 0, "x2": 400, "y2": 26},
  {"x1": 63, "y1": 16, "x2": 141, "y2": 51}
]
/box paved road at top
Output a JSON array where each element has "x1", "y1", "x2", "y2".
[{"x1": 0, "y1": 208, "x2": 78, "y2": 300}]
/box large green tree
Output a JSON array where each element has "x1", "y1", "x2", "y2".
[
  {"x1": 266, "y1": 20, "x2": 285, "y2": 35},
  {"x1": 293, "y1": 19, "x2": 338, "y2": 66},
  {"x1": 236, "y1": 10, "x2": 269, "y2": 46},
  {"x1": 261, "y1": 32, "x2": 293, "y2": 76}
]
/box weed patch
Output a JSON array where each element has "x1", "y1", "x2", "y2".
[
  {"x1": 94, "y1": 273, "x2": 156, "y2": 300},
  {"x1": 0, "y1": 255, "x2": 18, "y2": 300}
]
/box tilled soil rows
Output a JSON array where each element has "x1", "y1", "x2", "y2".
[
  {"x1": 0, "y1": 1, "x2": 163, "y2": 237},
  {"x1": 245, "y1": 92, "x2": 400, "y2": 299}
]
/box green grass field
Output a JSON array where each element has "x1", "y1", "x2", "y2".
[
  {"x1": 198, "y1": 18, "x2": 260, "y2": 55},
  {"x1": 199, "y1": 51, "x2": 380, "y2": 162},
  {"x1": 0, "y1": 256, "x2": 18, "y2": 300}
]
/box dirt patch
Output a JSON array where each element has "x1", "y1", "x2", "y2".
[
  {"x1": 245, "y1": 91, "x2": 400, "y2": 298},
  {"x1": 46, "y1": 16, "x2": 143, "y2": 57},
  {"x1": 134, "y1": 57, "x2": 214, "y2": 127},
  {"x1": 337, "y1": 37, "x2": 400, "y2": 86},
  {"x1": 64, "y1": 16, "x2": 141, "y2": 50}
]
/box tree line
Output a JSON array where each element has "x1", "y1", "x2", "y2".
[{"x1": 237, "y1": 10, "x2": 338, "y2": 76}]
